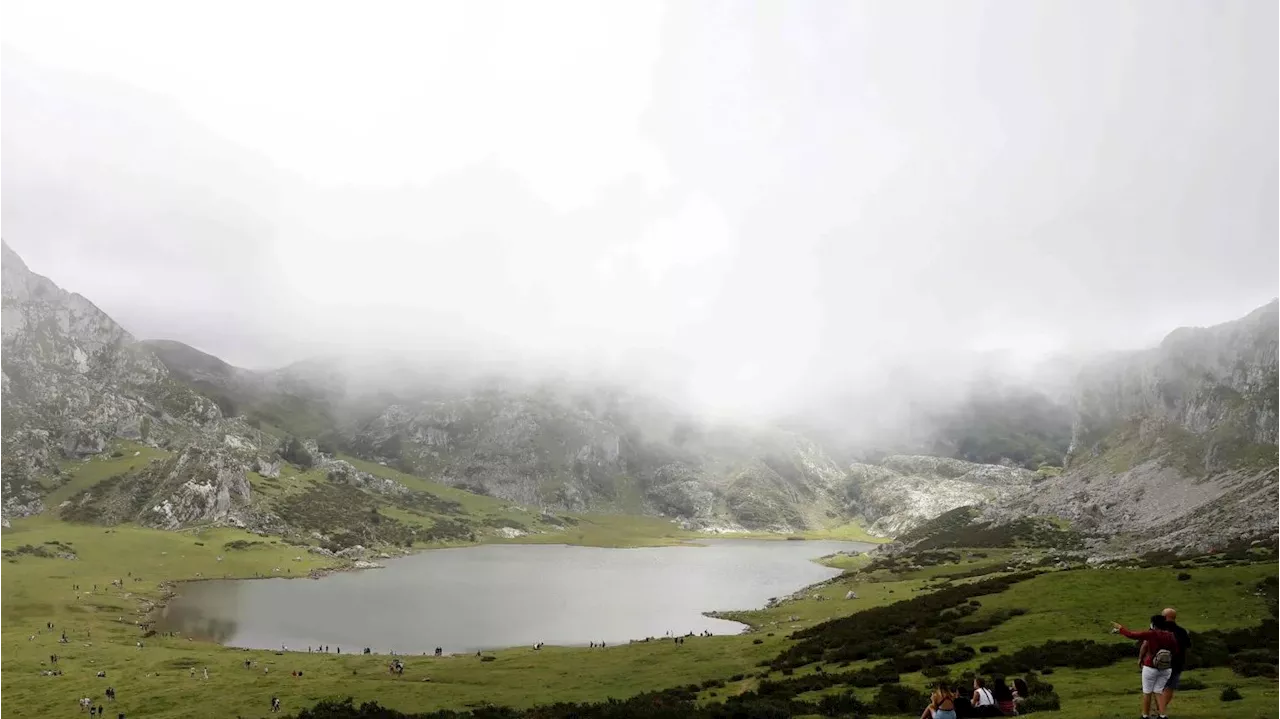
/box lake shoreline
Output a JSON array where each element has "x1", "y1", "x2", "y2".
[{"x1": 152, "y1": 538, "x2": 869, "y2": 656}]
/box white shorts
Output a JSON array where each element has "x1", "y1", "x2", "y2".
[{"x1": 1142, "y1": 665, "x2": 1172, "y2": 693}]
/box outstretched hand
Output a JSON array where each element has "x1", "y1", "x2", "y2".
[{"x1": 1110, "y1": 622, "x2": 1123, "y2": 633}]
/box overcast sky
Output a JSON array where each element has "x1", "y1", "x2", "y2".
[{"x1": 2, "y1": 0, "x2": 1276, "y2": 414}]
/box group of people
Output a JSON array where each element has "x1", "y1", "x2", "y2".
[
  {"x1": 77, "y1": 694, "x2": 122, "y2": 717},
  {"x1": 921, "y1": 677, "x2": 1027, "y2": 718},
  {"x1": 920, "y1": 606, "x2": 1191, "y2": 719},
  {"x1": 1111, "y1": 607, "x2": 1192, "y2": 719}
]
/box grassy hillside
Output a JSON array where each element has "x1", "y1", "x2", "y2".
[{"x1": 3, "y1": 511, "x2": 1274, "y2": 718}]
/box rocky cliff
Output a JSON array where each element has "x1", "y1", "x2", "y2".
[
  {"x1": 6, "y1": 239, "x2": 1275, "y2": 553},
  {"x1": 346, "y1": 389, "x2": 848, "y2": 531},
  {"x1": 1, "y1": 242, "x2": 228, "y2": 518},
  {"x1": 941, "y1": 301, "x2": 1279, "y2": 555},
  {"x1": 844, "y1": 455, "x2": 1034, "y2": 536}
]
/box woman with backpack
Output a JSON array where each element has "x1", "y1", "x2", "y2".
[{"x1": 1112, "y1": 615, "x2": 1178, "y2": 719}]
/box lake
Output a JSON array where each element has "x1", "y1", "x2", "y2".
[{"x1": 156, "y1": 539, "x2": 871, "y2": 654}]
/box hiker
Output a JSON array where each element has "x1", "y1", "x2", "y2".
[
  {"x1": 920, "y1": 683, "x2": 957, "y2": 719},
  {"x1": 1160, "y1": 607, "x2": 1192, "y2": 714},
  {"x1": 270, "y1": 696, "x2": 281, "y2": 713},
  {"x1": 106, "y1": 686, "x2": 115, "y2": 701},
  {"x1": 96, "y1": 671, "x2": 106, "y2": 678},
  {"x1": 991, "y1": 679, "x2": 1016, "y2": 715},
  {"x1": 1112, "y1": 615, "x2": 1178, "y2": 719}
]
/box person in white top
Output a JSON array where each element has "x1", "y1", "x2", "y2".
[{"x1": 972, "y1": 677, "x2": 997, "y2": 709}]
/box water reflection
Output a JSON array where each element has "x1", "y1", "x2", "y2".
[
  {"x1": 157, "y1": 539, "x2": 869, "y2": 654},
  {"x1": 157, "y1": 582, "x2": 240, "y2": 643}
]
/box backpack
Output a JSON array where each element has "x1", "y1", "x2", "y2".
[{"x1": 1152, "y1": 648, "x2": 1173, "y2": 670}]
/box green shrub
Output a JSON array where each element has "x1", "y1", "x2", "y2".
[
  {"x1": 1177, "y1": 572, "x2": 1192, "y2": 581},
  {"x1": 773, "y1": 572, "x2": 1038, "y2": 669},
  {"x1": 868, "y1": 684, "x2": 929, "y2": 715},
  {"x1": 816, "y1": 691, "x2": 866, "y2": 718},
  {"x1": 280, "y1": 436, "x2": 314, "y2": 469},
  {"x1": 1176, "y1": 677, "x2": 1206, "y2": 690},
  {"x1": 1220, "y1": 685, "x2": 1243, "y2": 701},
  {"x1": 978, "y1": 638, "x2": 1134, "y2": 675},
  {"x1": 1020, "y1": 692, "x2": 1062, "y2": 712}
]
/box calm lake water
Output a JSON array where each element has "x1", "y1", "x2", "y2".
[{"x1": 157, "y1": 539, "x2": 870, "y2": 654}]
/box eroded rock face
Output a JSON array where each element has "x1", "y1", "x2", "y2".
[
  {"x1": 978, "y1": 303, "x2": 1280, "y2": 556},
  {"x1": 58, "y1": 445, "x2": 258, "y2": 529},
  {"x1": 348, "y1": 392, "x2": 849, "y2": 530},
  {"x1": 147, "y1": 448, "x2": 253, "y2": 529},
  {"x1": 844, "y1": 456, "x2": 1034, "y2": 536},
  {"x1": 1, "y1": 242, "x2": 221, "y2": 520}
]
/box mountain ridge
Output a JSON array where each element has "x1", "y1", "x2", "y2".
[{"x1": 3, "y1": 242, "x2": 1275, "y2": 554}]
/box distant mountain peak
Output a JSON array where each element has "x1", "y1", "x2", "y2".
[{"x1": 0, "y1": 236, "x2": 27, "y2": 269}]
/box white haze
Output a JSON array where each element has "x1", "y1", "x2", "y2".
[{"x1": 2, "y1": 0, "x2": 1276, "y2": 418}]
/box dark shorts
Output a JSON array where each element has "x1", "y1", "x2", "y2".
[{"x1": 1166, "y1": 670, "x2": 1182, "y2": 690}]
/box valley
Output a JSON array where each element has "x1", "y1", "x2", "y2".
[
  {"x1": 3, "y1": 514, "x2": 1275, "y2": 719},
  {"x1": 1, "y1": 238, "x2": 1276, "y2": 719}
]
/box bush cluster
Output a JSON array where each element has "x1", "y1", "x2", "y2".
[
  {"x1": 772, "y1": 572, "x2": 1038, "y2": 669},
  {"x1": 978, "y1": 639, "x2": 1135, "y2": 675}
]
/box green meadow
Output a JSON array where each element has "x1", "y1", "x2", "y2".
[{"x1": 2, "y1": 447, "x2": 1275, "y2": 718}]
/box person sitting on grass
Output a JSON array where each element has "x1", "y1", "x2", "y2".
[
  {"x1": 1112, "y1": 615, "x2": 1178, "y2": 719},
  {"x1": 1010, "y1": 678, "x2": 1029, "y2": 709},
  {"x1": 991, "y1": 679, "x2": 1016, "y2": 715},
  {"x1": 970, "y1": 677, "x2": 1000, "y2": 716},
  {"x1": 920, "y1": 683, "x2": 957, "y2": 719}
]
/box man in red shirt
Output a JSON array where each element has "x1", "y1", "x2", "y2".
[{"x1": 1111, "y1": 615, "x2": 1178, "y2": 719}]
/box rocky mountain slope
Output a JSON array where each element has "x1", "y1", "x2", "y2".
[
  {"x1": 1, "y1": 242, "x2": 225, "y2": 517},
  {"x1": 903, "y1": 301, "x2": 1279, "y2": 556},
  {"x1": 139, "y1": 339, "x2": 854, "y2": 532},
  {"x1": 1, "y1": 244, "x2": 570, "y2": 545},
  {"x1": 4, "y1": 240, "x2": 1275, "y2": 554},
  {"x1": 843, "y1": 455, "x2": 1034, "y2": 537},
  {"x1": 344, "y1": 390, "x2": 849, "y2": 531},
  {"x1": 0, "y1": 245, "x2": 850, "y2": 533}
]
